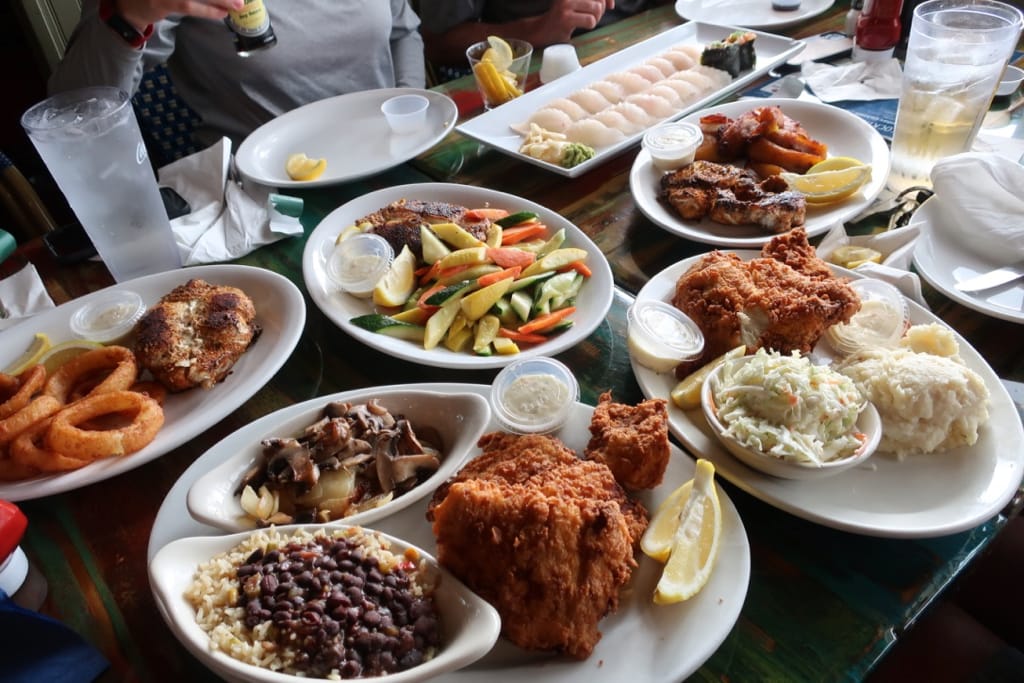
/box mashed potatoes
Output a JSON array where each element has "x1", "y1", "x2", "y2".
[{"x1": 834, "y1": 331, "x2": 989, "y2": 457}]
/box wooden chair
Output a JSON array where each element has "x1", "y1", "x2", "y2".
[{"x1": 0, "y1": 150, "x2": 59, "y2": 243}]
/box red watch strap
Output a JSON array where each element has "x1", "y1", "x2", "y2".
[{"x1": 98, "y1": 0, "x2": 154, "y2": 49}]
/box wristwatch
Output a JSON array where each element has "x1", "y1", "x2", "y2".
[{"x1": 98, "y1": 0, "x2": 154, "y2": 49}]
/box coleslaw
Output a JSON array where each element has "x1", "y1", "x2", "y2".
[{"x1": 712, "y1": 349, "x2": 866, "y2": 465}]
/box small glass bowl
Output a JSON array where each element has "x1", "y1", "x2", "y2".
[
  {"x1": 70, "y1": 290, "x2": 146, "y2": 344},
  {"x1": 490, "y1": 357, "x2": 579, "y2": 434},
  {"x1": 627, "y1": 300, "x2": 705, "y2": 373},
  {"x1": 826, "y1": 278, "x2": 909, "y2": 356},
  {"x1": 326, "y1": 233, "x2": 394, "y2": 298},
  {"x1": 642, "y1": 121, "x2": 704, "y2": 171},
  {"x1": 381, "y1": 94, "x2": 429, "y2": 135},
  {"x1": 996, "y1": 64, "x2": 1023, "y2": 97}
]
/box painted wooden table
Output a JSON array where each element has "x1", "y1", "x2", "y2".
[{"x1": 3, "y1": 3, "x2": 1023, "y2": 682}]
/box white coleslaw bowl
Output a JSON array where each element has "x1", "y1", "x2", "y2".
[{"x1": 700, "y1": 358, "x2": 881, "y2": 480}]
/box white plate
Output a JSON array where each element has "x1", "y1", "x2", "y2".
[
  {"x1": 187, "y1": 387, "x2": 492, "y2": 532},
  {"x1": 911, "y1": 196, "x2": 1024, "y2": 324},
  {"x1": 632, "y1": 253, "x2": 1024, "y2": 538},
  {"x1": 235, "y1": 88, "x2": 457, "y2": 189},
  {"x1": 630, "y1": 98, "x2": 890, "y2": 248},
  {"x1": 456, "y1": 22, "x2": 804, "y2": 178},
  {"x1": 302, "y1": 183, "x2": 614, "y2": 369},
  {"x1": 0, "y1": 265, "x2": 305, "y2": 502},
  {"x1": 149, "y1": 383, "x2": 751, "y2": 683},
  {"x1": 676, "y1": 0, "x2": 835, "y2": 29},
  {"x1": 150, "y1": 525, "x2": 501, "y2": 683}
]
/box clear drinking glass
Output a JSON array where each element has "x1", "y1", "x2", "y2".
[
  {"x1": 887, "y1": 0, "x2": 1023, "y2": 192},
  {"x1": 21, "y1": 86, "x2": 182, "y2": 282},
  {"x1": 467, "y1": 39, "x2": 533, "y2": 109}
]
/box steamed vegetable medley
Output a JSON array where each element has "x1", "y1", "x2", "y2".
[{"x1": 349, "y1": 207, "x2": 591, "y2": 356}]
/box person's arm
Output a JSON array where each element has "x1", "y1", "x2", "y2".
[
  {"x1": 422, "y1": 0, "x2": 614, "y2": 68},
  {"x1": 48, "y1": 0, "x2": 239, "y2": 96},
  {"x1": 390, "y1": 0, "x2": 426, "y2": 88}
]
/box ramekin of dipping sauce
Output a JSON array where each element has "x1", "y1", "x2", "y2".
[
  {"x1": 327, "y1": 233, "x2": 394, "y2": 298},
  {"x1": 627, "y1": 300, "x2": 705, "y2": 373},
  {"x1": 491, "y1": 357, "x2": 580, "y2": 434},
  {"x1": 70, "y1": 290, "x2": 146, "y2": 344},
  {"x1": 825, "y1": 278, "x2": 909, "y2": 356},
  {"x1": 642, "y1": 121, "x2": 703, "y2": 172}
]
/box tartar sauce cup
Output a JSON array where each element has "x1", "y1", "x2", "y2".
[
  {"x1": 380, "y1": 94, "x2": 429, "y2": 135},
  {"x1": 642, "y1": 121, "x2": 704, "y2": 172},
  {"x1": 70, "y1": 290, "x2": 146, "y2": 344},
  {"x1": 326, "y1": 233, "x2": 394, "y2": 298},
  {"x1": 825, "y1": 278, "x2": 909, "y2": 356},
  {"x1": 627, "y1": 300, "x2": 705, "y2": 373},
  {"x1": 490, "y1": 356, "x2": 579, "y2": 434}
]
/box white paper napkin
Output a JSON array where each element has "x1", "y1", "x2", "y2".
[
  {"x1": 157, "y1": 138, "x2": 305, "y2": 266},
  {"x1": 816, "y1": 221, "x2": 928, "y2": 306},
  {"x1": 801, "y1": 59, "x2": 903, "y2": 102},
  {"x1": 0, "y1": 264, "x2": 55, "y2": 331},
  {"x1": 929, "y1": 152, "x2": 1024, "y2": 267}
]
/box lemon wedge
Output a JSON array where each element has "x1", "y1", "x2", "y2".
[
  {"x1": 483, "y1": 35, "x2": 514, "y2": 71},
  {"x1": 641, "y1": 477, "x2": 694, "y2": 562},
  {"x1": 829, "y1": 245, "x2": 883, "y2": 269},
  {"x1": 285, "y1": 153, "x2": 327, "y2": 181},
  {"x1": 652, "y1": 458, "x2": 722, "y2": 605},
  {"x1": 335, "y1": 224, "x2": 368, "y2": 244},
  {"x1": 3, "y1": 333, "x2": 52, "y2": 375},
  {"x1": 807, "y1": 156, "x2": 868, "y2": 174},
  {"x1": 670, "y1": 345, "x2": 746, "y2": 411},
  {"x1": 372, "y1": 244, "x2": 417, "y2": 307},
  {"x1": 781, "y1": 165, "x2": 872, "y2": 205},
  {"x1": 37, "y1": 339, "x2": 105, "y2": 374}
]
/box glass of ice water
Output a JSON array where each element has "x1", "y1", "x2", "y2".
[
  {"x1": 887, "y1": 0, "x2": 1023, "y2": 193},
  {"x1": 21, "y1": 87, "x2": 182, "y2": 282}
]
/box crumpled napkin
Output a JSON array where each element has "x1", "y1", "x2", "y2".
[
  {"x1": 802, "y1": 58, "x2": 903, "y2": 102},
  {"x1": 929, "y1": 152, "x2": 1024, "y2": 267},
  {"x1": 0, "y1": 589, "x2": 109, "y2": 683},
  {"x1": 157, "y1": 138, "x2": 305, "y2": 266},
  {"x1": 817, "y1": 221, "x2": 927, "y2": 306},
  {"x1": 0, "y1": 264, "x2": 55, "y2": 331}
]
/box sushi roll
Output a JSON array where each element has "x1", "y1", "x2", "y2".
[
  {"x1": 725, "y1": 31, "x2": 757, "y2": 71},
  {"x1": 589, "y1": 79, "x2": 626, "y2": 105},
  {"x1": 565, "y1": 118, "x2": 625, "y2": 148},
  {"x1": 700, "y1": 39, "x2": 740, "y2": 77}
]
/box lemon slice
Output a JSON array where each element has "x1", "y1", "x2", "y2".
[
  {"x1": 781, "y1": 165, "x2": 872, "y2": 205},
  {"x1": 641, "y1": 478, "x2": 694, "y2": 562},
  {"x1": 37, "y1": 339, "x2": 105, "y2": 374},
  {"x1": 652, "y1": 458, "x2": 722, "y2": 605},
  {"x1": 483, "y1": 35, "x2": 514, "y2": 71},
  {"x1": 285, "y1": 153, "x2": 327, "y2": 181},
  {"x1": 807, "y1": 156, "x2": 868, "y2": 174},
  {"x1": 830, "y1": 245, "x2": 883, "y2": 269},
  {"x1": 335, "y1": 224, "x2": 368, "y2": 244},
  {"x1": 372, "y1": 244, "x2": 418, "y2": 307},
  {"x1": 3, "y1": 333, "x2": 52, "y2": 375}
]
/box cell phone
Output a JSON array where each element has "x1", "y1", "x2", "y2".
[
  {"x1": 786, "y1": 32, "x2": 854, "y2": 67},
  {"x1": 43, "y1": 222, "x2": 97, "y2": 265}
]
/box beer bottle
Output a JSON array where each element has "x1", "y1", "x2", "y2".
[{"x1": 226, "y1": 0, "x2": 277, "y2": 56}]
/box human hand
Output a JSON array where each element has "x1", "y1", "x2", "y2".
[
  {"x1": 113, "y1": 0, "x2": 243, "y2": 31},
  {"x1": 538, "y1": 0, "x2": 611, "y2": 44}
]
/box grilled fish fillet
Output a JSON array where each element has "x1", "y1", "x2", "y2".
[
  {"x1": 134, "y1": 279, "x2": 258, "y2": 392},
  {"x1": 356, "y1": 199, "x2": 492, "y2": 258}
]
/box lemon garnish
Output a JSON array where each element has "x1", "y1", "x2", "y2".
[
  {"x1": 807, "y1": 156, "x2": 868, "y2": 174},
  {"x1": 335, "y1": 224, "x2": 368, "y2": 244},
  {"x1": 641, "y1": 477, "x2": 694, "y2": 562},
  {"x1": 483, "y1": 35, "x2": 514, "y2": 71},
  {"x1": 3, "y1": 333, "x2": 52, "y2": 375},
  {"x1": 781, "y1": 165, "x2": 872, "y2": 205},
  {"x1": 372, "y1": 244, "x2": 417, "y2": 307},
  {"x1": 830, "y1": 245, "x2": 883, "y2": 269},
  {"x1": 285, "y1": 153, "x2": 327, "y2": 181},
  {"x1": 37, "y1": 339, "x2": 105, "y2": 374},
  {"x1": 650, "y1": 459, "x2": 722, "y2": 605}
]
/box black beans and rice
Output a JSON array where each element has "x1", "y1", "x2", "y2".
[{"x1": 185, "y1": 527, "x2": 442, "y2": 679}]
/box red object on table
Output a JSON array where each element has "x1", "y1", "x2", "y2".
[
  {"x1": 854, "y1": 0, "x2": 904, "y2": 60},
  {"x1": 0, "y1": 500, "x2": 28, "y2": 566}
]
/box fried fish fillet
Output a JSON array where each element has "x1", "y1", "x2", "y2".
[
  {"x1": 356, "y1": 199, "x2": 492, "y2": 258},
  {"x1": 427, "y1": 432, "x2": 648, "y2": 659},
  {"x1": 584, "y1": 391, "x2": 670, "y2": 491},
  {"x1": 134, "y1": 279, "x2": 258, "y2": 392}
]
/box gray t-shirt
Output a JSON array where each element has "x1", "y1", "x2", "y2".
[{"x1": 50, "y1": 0, "x2": 425, "y2": 146}]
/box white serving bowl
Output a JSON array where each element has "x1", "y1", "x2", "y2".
[
  {"x1": 187, "y1": 388, "x2": 491, "y2": 532},
  {"x1": 700, "y1": 359, "x2": 881, "y2": 480},
  {"x1": 149, "y1": 524, "x2": 501, "y2": 683}
]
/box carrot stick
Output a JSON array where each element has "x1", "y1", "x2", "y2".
[
  {"x1": 477, "y1": 266, "x2": 521, "y2": 287},
  {"x1": 558, "y1": 260, "x2": 592, "y2": 277},
  {"x1": 416, "y1": 282, "x2": 447, "y2": 309},
  {"x1": 418, "y1": 260, "x2": 444, "y2": 285},
  {"x1": 487, "y1": 247, "x2": 536, "y2": 268},
  {"x1": 464, "y1": 207, "x2": 510, "y2": 221},
  {"x1": 518, "y1": 306, "x2": 577, "y2": 335},
  {"x1": 498, "y1": 328, "x2": 548, "y2": 344},
  {"x1": 500, "y1": 224, "x2": 547, "y2": 245}
]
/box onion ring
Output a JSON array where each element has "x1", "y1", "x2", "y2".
[
  {"x1": 9, "y1": 417, "x2": 91, "y2": 473},
  {"x1": 0, "y1": 395, "x2": 62, "y2": 447},
  {"x1": 46, "y1": 390, "x2": 164, "y2": 459},
  {"x1": 0, "y1": 366, "x2": 47, "y2": 420},
  {"x1": 43, "y1": 346, "x2": 137, "y2": 404},
  {"x1": 0, "y1": 451, "x2": 40, "y2": 481},
  {"x1": 128, "y1": 380, "x2": 168, "y2": 406}
]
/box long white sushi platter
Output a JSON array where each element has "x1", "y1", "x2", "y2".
[{"x1": 456, "y1": 22, "x2": 805, "y2": 178}]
